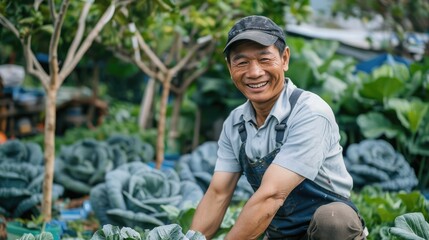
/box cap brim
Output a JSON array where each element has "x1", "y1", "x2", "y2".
[{"x1": 223, "y1": 30, "x2": 278, "y2": 52}]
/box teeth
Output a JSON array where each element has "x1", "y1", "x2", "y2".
[{"x1": 248, "y1": 82, "x2": 268, "y2": 88}]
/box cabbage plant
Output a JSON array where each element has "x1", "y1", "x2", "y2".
[
  {"x1": 90, "y1": 224, "x2": 206, "y2": 240},
  {"x1": 54, "y1": 139, "x2": 116, "y2": 194},
  {"x1": 54, "y1": 136, "x2": 154, "y2": 195},
  {"x1": 106, "y1": 134, "x2": 155, "y2": 165},
  {"x1": 90, "y1": 161, "x2": 203, "y2": 229},
  {"x1": 0, "y1": 140, "x2": 63, "y2": 217},
  {"x1": 389, "y1": 212, "x2": 429, "y2": 239},
  {"x1": 344, "y1": 139, "x2": 418, "y2": 191},
  {"x1": 176, "y1": 141, "x2": 253, "y2": 202}
]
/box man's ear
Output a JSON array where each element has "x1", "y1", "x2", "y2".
[{"x1": 282, "y1": 46, "x2": 290, "y2": 72}]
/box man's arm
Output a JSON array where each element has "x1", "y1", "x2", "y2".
[
  {"x1": 190, "y1": 171, "x2": 241, "y2": 239},
  {"x1": 225, "y1": 164, "x2": 304, "y2": 240}
]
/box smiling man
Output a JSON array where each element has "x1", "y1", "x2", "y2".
[{"x1": 189, "y1": 15, "x2": 367, "y2": 240}]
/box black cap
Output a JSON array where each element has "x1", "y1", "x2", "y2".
[{"x1": 224, "y1": 15, "x2": 286, "y2": 53}]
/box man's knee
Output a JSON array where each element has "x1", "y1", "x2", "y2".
[{"x1": 307, "y1": 202, "x2": 365, "y2": 240}]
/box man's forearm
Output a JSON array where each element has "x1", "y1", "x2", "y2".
[
  {"x1": 224, "y1": 190, "x2": 283, "y2": 240},
  {"x1": 191, "y1": 189, "x2": 232, "y2": 239}
]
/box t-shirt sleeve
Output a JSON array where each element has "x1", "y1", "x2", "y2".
[
  {"x1": 273, "y1": 111, "x2": 332, "y2": 180},
  {"x1": 214, "y1": 120, "x2": 242, "y2": 173}
]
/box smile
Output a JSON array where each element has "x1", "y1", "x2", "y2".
[{"x1": 248, "y1": 81, "x2": 268, "y2": 88}]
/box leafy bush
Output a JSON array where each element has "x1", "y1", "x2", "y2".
[
  {"x1": 344, "y1": 139, "x2": 418, "y2": 191},
  {"x1": 351, "y1": 186, "x2": 429, "y2": 239},
  {"x1": 90, "y1": 161, "x2": 203, "y2": 230},
  {"x1": 175, "y1": 141, "x2": 253, "y2": 202},
  {"x1": 0, "y1": 140, "x2": 64, "y2": 218}
]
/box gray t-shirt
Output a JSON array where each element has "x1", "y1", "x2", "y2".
[{"x1": 214, "y1": 79, "x2": 353, "y2": 198}]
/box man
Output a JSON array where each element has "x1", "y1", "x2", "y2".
[{"x1": 189, "y1": 15, "x2": 367, "y2": 240}]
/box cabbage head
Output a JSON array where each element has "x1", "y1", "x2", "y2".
[
  {"x1": 0, "y1": 140, "x2": 64, "y2": 217},
  {"x1": 176, "y1": 141, "x2": 253, "y2": 202},
  {"x1": 0, "y1": 139, "x2": 43, "y2": 165},
  {"x1": 90, "y1": 162, "x2": 203, "y2": 230},
  {"x1": 55, "y1": 137, "x2": 155, "y2": 195},
  {"x1": 106, "y1": 134, "x2": 155, "y2": 165},
  {"x1": 344, "y1": 139, "x2": 418, "y2": 191},
  {"x1": 54, "y1": 139, "x2": 115, "y2": 194}
]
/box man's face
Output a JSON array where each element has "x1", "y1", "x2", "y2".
[{"x1": 227, "y1": 41, "x2": 290, "y2": 106}]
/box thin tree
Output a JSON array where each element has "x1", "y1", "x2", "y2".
[{"x1": 0, "y1": 0, "x2": 123, "y2": 221}]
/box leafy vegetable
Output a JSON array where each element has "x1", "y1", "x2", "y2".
[
  {"x1": 17, "y1": 232, "x2": 54, "y2": 240},
  {"x1": 106, "y1": 134, "x2": 155, "y2": 164},
  {"x1": 175, "y1": 141, "x2": 253, "y2": 202},
  {"x1": 389, "y1": 212, "x2": 429, "y2": 240},
  {"x1": 344, "y1": 139, "x2": 418, "y2": 191},
  {"x1": 0, "y1": 140, "x2": 64, "y2": 218},
  {"x1": 90, "y1": 162, "x2": 203, "y2": 230},
  {"x1": 0, "y1": 139, "x2": 43, "y2": 165},
  {"x1": 54, "y1": 136, "x2": 154, "y2": 195},
  {"x1": 90, "y1": 224, "x2": 206, "y2": 240},
  {"x1": 351, "y1": 186, "x2": 429, "y2": 239},
  {"x1": 54, "y1": 139, "x2": 115, "y2": 194}
]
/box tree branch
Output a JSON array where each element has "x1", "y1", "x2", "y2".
[
  {"x1": 62, "y1": 0, "x2": 93, "y2": 69},
  {"x1": 50, "y1": 0, "x2": 69, "y2": 89},
  {"x1": 0, "y1": 14, "x2": 20, "y2": 38},
  {"x1": 49, "y1": 0, "x2": 57, "y2": 21},
  {"x1": 135, "y1": 30, "x2": 167, "y2": 72},
  {"x1": 59, "y1": 2, "x2": 116, "y2": 83},
  {"x1": 165, "y1": 32, "x2": 180, "y2": 66},
  {"x1": 170, "y1": 35, "x2": 212, "y2": 75},
  {"x1": 22, "y1": 39, "x2": 49, "y2": 88}
]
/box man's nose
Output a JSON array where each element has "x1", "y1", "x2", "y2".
[{"x1": 247, "y1": 61, "x2": 264, "y2": 78}]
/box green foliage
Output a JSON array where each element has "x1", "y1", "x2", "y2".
[
  {"x1": 24, "y1": 101, "x2": 158, "y2": 151},
  {"x1": 90, "y1": 223, "x2": 206, "y2": 240},
  {"x1": 389, "y1": 212, "x2": 429, "y2": 240},
  {"x1": 351, "y1": 186, "x2": 429, "y2": 239},
  {"x1": 355, "y1": 59, "x2": 429, "y2": 189}
]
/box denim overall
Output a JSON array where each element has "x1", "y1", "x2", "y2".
[{"x1": 238, "y1": 88, "x2": 362, "y2": 239}]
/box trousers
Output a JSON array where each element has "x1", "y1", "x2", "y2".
[{"x1": 264, "y1": 202, "x2": 367, "y2": 240}]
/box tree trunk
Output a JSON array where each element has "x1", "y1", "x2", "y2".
[
  {"x1": 167, "y1": 91, "x2": 182, "y2": 153},
  {"x1": 87, "y1": 63, "x2": 99, "y2": 128},
  {"x1": 139, "y1": 77, "x2": 156, "y2": 129},
  {"x1": 42, "y1": 88, "x2": 57, "y2": 222},
  {"x1": 155, "y1": 72, "x2": 172, "y2": 169},
  {"x1": 192, "y1": 106, "x2": 201, "y2": 150}
]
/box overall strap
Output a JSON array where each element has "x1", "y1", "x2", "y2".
[
  {"x1": 275, "y1": 88, "x2": 304, "y2": 145},
  {"x1": 238, "y1": 121, "x2": 247, "y2": 142}
]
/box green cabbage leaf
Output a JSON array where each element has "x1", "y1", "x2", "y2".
[{"x1": 90, "y1": 162, "x2": 203, "y2": 229}]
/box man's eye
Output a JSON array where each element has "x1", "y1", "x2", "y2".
[
  {"x1": 260, "y1": 58, "x2": 270, "y2": 62},
  {"x1": 237, "y1": 61, "x2": 248, "y2": 66}
]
